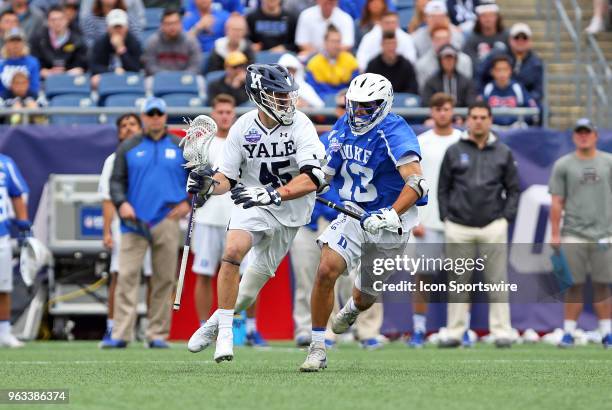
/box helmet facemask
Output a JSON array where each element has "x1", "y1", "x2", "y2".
[
  {"x1": 258, "y1": 89, "x2": 298, "y2": 126},
  {"x1": 347, "y1": 98, "x2": 387, "y2": 135}
]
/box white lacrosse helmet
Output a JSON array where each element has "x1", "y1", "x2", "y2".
[
  {"x1": 19, "y1": 237, "x2": 52, "y2": 286},
  {"x1": 345, "y1": 73, "x2": 394, "y2": 135}
]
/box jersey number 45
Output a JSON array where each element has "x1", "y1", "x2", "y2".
[{"x1": 259, "y1": 160, "x2": 292, "y2": 188}]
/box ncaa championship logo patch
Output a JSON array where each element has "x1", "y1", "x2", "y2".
[
  {"x1": 245, "y1": 128, "x2": 262, "y2": 143},
  {"x1": 328, "y1": 136, "x2": 341, "y2": 153}
]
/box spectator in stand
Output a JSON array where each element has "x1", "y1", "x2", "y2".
[
  {"x1": 246, "y1": 0, "x2": 297, "y2": 52},
  {"x1": 480, "y1": 54, "x2": 537, "y2": 127},
  {"x1": 0, "y1": 28, "x2": 40, "y2": 96},
  {"x1": 80, "y1": 0, "x2": 144, "y2": 31},
  {"x1": 143, "y1": 0, "x2": 181, "y2": 9},
  {"x1": 416, "y1": 26, "x2": 472, "y2": 91},
  {"x1": 358, "y1": 0, "x2": 388, "y2": 35},
  {"x1": 284, "y1": 0, "x2": 315, "y2": 16},
  {"x1": 207, "y1": 50, "x2": 248, "y2": 105},
  {"x1": 462, "y1": 0, "x2": 508, "y2": 68},
  {"x1": 585, "y1": 0, "x2": 608, "y2": 33},
  {"x1": 0, "y1": 10, "x2": 18, "y2": 50},
  {"x1": 89, "y1": 9, "x2": 142, "y2": 87},
  {"x1": 304, "y1": 25, "x2": 359, "y2": 99},
  {"x1": 183, "y1": 0, "x2": 230, "y2": 54},
  {"x1": 295, "y1": 0, "x2": 354, "y2": 57},
  {"x1": 338, "y1": 0, "x2": 396, "y2": 21},
  {"x1": 183, "y1": 0, "x2": 245, "y2": 14},
  {"x1": 61, "y1": 0, "x2": 81, "y2": 34},
  {"x1": 0, "y1": 70, "x2": 44, "y2": 124},
  {"x1": 0, "y1": 0, "x2": 44, "y2": 41},
  {"x1": 356, "y1": 11, "x2": 417, "y2": 72},
  {"x1": 421, "y1": 44, "x2": 477, "y2": 108},
  {"x1": 366, "y1": 31, "x2": 418, "y2": 94},
  {"x1": 407, "y1": 0, "x2": 428, "y2": 33},
  {"x1": 447, "y1": 0, "x2": 480, "y2": 31},
  {"x1": 476, "y1": 23, "x2": 543, "y2": 105},
  {"x1": 205, "y1": 14, "x2": 254, "y2": 74},
  {"x1": 142, "y1": 8, "x2": 202, "y2": 76},
  {"x1": 278, "y1": 53, "x2": 324, "y2": 108},
  {"x1": 80, "y1": 0, "x2": 142, "y2": 48},
  {"x1": 412, "y1": 0, "x2": 464, "y2": 58},
  {"x1": 30, "y1": 5, "x2": 87, "y2": 79}
]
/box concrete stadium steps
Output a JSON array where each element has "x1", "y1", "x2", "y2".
[{"x1": 496, "y1": 0, "x2": 611, "y2": 129}]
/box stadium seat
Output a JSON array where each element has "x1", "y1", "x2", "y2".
[
  {"x1": 205, "y1": 70, "x2": 225, "y2": 85},
  {"x1": 255, "y1": 51, "x2": 285, "y2": 65},
  {"x1": 163, "y1": 93, "x2": 203, "y2": 108},
  {"x1": 395, "y1": 0, "x2": 414, "y2": 10},
  {"x1": 394, "y1": 93, "x2": 421, "y2": 108},
  {"x1": 152, "y1": 71, "x2": 200, "y2": 97},
  {"x1": 49, "y1": 94, "x2": 97, "y2": 125},
  {"x1": 398, "y1": 7, "x2": 413, "y2": 29},
  {"x1": 102, "y1": 93, "x2": 147, "y2": 124},
  {"x1": 44, "y1": 74, "x2": 91, "y2": 99},
  {"x1": 140, "y1": 28, "x2": 158, "y2": 46},
  {"x1": 145, "y1": 8, "x2": 163, "y2": 29},
  {"x1": 201, "y1": 51, "x2": 211, "y2": 74},
  {"x1": 97, "y1": 72, "x2": 145, "y2": 104}
]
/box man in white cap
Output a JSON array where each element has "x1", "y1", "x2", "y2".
[{"x1": 411, "y1": 0, "x2": 464, "y2": 59}]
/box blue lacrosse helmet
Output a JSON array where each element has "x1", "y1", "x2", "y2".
[{"x1": 245, "y1": 64, "x2": 299, "y2": 125}]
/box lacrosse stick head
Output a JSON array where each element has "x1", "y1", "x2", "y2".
[{"x1": 179, "y1": 115, "x2": 217, "y2": 170}]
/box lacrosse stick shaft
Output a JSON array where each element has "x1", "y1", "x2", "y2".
[
  {"x1": 173, "y1": 195, "x2": 197, "y2": 311},
  {"x1": 315, "y1": 197, "x2": 403, "y2": 235}
]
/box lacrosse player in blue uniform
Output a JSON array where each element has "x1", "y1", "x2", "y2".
[{"x1": 299, "y1": 73, "x2": 428, "y2": 371}]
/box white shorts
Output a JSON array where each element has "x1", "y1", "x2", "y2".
[
  {"x1": 228, "y1": 206, "x2": 298, "y2": 278},
  {"x1": 191, "y1": 223, "x2": 248, "y2": 276},
  {"x1": 0, "y1": 236, "x2": 12, "y2": 292},
  {"x1": 109, "y1": 234, "x2": 153, "y2": 276},
  {"x1": 409, "y1": 228, "x2": 445, "y2": 275},
  {"x1": 317, "y1": 213, "x2": 412, "y2": 296}
]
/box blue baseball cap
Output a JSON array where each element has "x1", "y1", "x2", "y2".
[{"x1": 141, "y1": 97, "x2": 167, "y2": 114}]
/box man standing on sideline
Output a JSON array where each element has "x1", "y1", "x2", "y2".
[
  {"x1": 549, "y1": 118, "x2": 612, "y2": 349},
  {"x1": 0, "y1": 153, "x2": 29, "y2": 348},
  {"x1": 109, "y1": 97, "x2": 190, "y2": 348},
  {"x1": 438, "y1": 101, "x2": 519, "y2": 348},
  {"x1": 407, "y1": 93, "x2": 462, "y2": 348},
  {"x1": 98, "y1": 113, "x2": 154, "y2": 348},
  {"x1": 190, "y1": 94, "x2": 268, "y2": 347}
]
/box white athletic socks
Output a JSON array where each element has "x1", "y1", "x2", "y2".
[
  {"x1": 218, "y1": 309, "x2": 234, "y2": 330},
  {"x1": 311, "y1": 328, "x2": 326, "y2": 345},
  {"x1": 246, "y1": 318, "x2": 256, "y2": 335},
  {"x1": 564, "y1": 320, "x2": 577, "y2": 334},
  {"x1": 413, "y1": 314, "x2": 426, "y2": 333},
  {"x1": 599, "y1": 319, "x2": 611, "y2": 335},
  {"x1": 106, "y1": 319, "x2": 114, "y2": 330},
  {"x1": 0, "y1": 320, "x2": 10, "y2": 335}
]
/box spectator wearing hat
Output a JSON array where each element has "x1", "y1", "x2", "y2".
[
  {"x1": 277, "y1": 53, "x2": 324, "y2": 108},
  {"x1": 30, "y1": 5, "x2": 87, "y2": 79},
  {"x1": 142, "y1": 8, "x2": 202, "y2": 76},
  {"x1": 183, "y1": 0, "x2": 230, "y2": 54},
  {"x1": 365, "y1": 30, "x2": 418, "y2": 94},
  {"x1": 0, "y1": 28, "x2": 40, "y2": 96},
  {"x1": 246, "y1": 0, "x2": 298, "y2": 53},
  {"x1": 108, "y1": 97, "x2": 190, "y2": 348},
  {"x1": 462, "y1": 0, "x2": 508, "y2": 68},
  {"x1": 411, "y1": 0, "x2": 464, "y2": 59},
  {"x1": 0, "y1": 10, "x2": 19, "y2": 50},
  {"x1": 416, "y1": 25, "x2": 472, "y2": 92},
  {"x1": 205, "y1": 14, "x2": 254, "y2": 74},
  {"x1": 480, "y1": 54, "x2": 537, "y2": 127},
  {"x1": 549, "y1": 118, "x2": 612, "y2": 349},
  {"x1": 0, "y1": 0, "x2": 44, "y2": 41},
  {"x1": 80, "y1": 0, "x2": 142, "y2": 48},
  {"x1": 207, "y1": 50, "x2": 249, "y2": 105},
  {"x1": 476, "y1": 23, "x2": 543, "y2": 105},
  {"x1": 295, "y1": 0, "x2": 355, "y2": 57},
  {"x1": 421, "y1": 43, "x2": 477, "y2": 108},
  {"x1": 89, "y1": 9, "x2": 142, "y2": 87},
  {"x1": 356, "y1": 11, "x2": 417, "y2": 72}
]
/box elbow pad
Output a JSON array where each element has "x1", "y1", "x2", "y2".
[
  {"x1": 300, "y1": 165, "x2": 329, "y2": 194},
  {"x1": 405, "y1": 175, "x2": 428, "y2": 199}
]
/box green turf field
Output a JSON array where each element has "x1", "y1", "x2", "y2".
[{"x1": 1, "y1": 342, "x2": 610, "y2": 410}]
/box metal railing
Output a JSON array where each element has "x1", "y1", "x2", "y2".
[{"x1": 552, "y1": 0, "x2": 582, "y2": 104}]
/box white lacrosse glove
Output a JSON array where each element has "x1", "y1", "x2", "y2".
[
  {"x1": 360, "y1": 207, "x2": 403, "y2": 235},
  {"x1": 230, "y1": 185, "x2": 281, "y2": 208}
]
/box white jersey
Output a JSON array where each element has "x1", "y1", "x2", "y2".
[
  {"x1": 98, "y1": 153, "x2": 121, "y2": 243},
  {"x1": 218, "y1": 110, "x2": 325, "y2": 227},
  {"x1": 417, "y1": 128, "x2": 462, "y2": 231},
  {"x1": 194, "y1": 136, "x2": 235, "y2": 227}
]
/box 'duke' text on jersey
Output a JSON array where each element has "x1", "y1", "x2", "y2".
[
  {"x1": 339, "y1": 144, "x2": 372, "y2": 164},
  {"x1": 243, "y1": 140, "x2": 297, "y2": 159}
]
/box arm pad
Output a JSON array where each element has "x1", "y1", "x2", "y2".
[
  {"x1": 405, "y1": 174, "x2": 428, "y2": 199},
  {"x1": 300, "y1": 165, "x2": 329, "y2": 194}
]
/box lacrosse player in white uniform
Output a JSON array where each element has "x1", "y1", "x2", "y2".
[{"x1": 186, "y1": 63, "x2": 326, "y2": 363}]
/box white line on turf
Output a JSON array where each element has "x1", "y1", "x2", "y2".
[{"x1": 3, "y1": 360, "x2": 215, "y2": 365}]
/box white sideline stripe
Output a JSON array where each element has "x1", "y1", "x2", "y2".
[{"x1": 4, "y1": 360, "x2": 215, "y2": 365}]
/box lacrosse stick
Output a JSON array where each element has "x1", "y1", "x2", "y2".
[
  {"x1": 316, "y1": 197, "x2": 402, "y2": 235},
  {"x1": 173, "y1": 115, "x2": 217, "y2": 311}
]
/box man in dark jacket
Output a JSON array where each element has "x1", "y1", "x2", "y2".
[
  {"x1": 437, "y1": 101, "x2": 520, "y2": 349},
  {"x1": 30, "y1": 5, "x2": 87, "y2": 79},
  {"x1": 365, "y1": 30, "x2": 418, "y2": 94},
  {"x1": 421, "y1": 44, "x2": 477, "y2": 108},
  {"x1": 107, "y1": 97, "x2": 190, "y2": 348},
  {"x1": 89, "y1": 8, "x2": 141, "y2": 86}
]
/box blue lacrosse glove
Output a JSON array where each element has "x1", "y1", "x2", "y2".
[
  {"x1": 230, "y1": 185, "x2": 281, "y2": 209},
  {"x1": 186, "y1": 165, "x2": 216, "y2": 194},
  {"x1": 359, "y1": 207, "x2": 402, "y2": 235},
  {"x1": 13, "y1": 219, "x2": 32, "y2": 247}
]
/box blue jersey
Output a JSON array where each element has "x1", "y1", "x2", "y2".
[
  {"x1": 0, "y1": 154, "x2": 29, "y2": 237},
  {"x1": 322, "y1": 113, "x2": 421, "y2": 212}
]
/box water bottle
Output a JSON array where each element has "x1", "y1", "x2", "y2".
[{"x1": 233, "y1": 311, "x2": 246, "y2": 346}]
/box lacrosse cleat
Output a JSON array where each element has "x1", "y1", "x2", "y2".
[
  {"x1": 187, "y1": 321, "x2": 218, "y2": 353},
  {"x1": 462, "y1": 330, "x2": 474, "y2": 348},
  {"x1": 331, "y1": 305, "x2": 360, "y2": 334},
  {"x1": 360, "y1": 338, "x2": 384, "y2": 350},
  {"x1": 147, "y1": 339, "x2": 170, "y2": 348},
  {"x1": 299, "y1": 342, "x2": 327, "y2": 372},
  {"x1": 558, "y1": 332, "x2": 574, "y2": 348},
  {"x1": 0, "y1": 333, "x2": 24, "y2": 348},
  {"x1": 214, "y1": 331, "x2": 234, "y2": 363},
  {"x1": 99, "y1": 338, "x2": 127, "y2": 349},
  {"x1": 602, "y1": 333, "x2": 611, "y2": 349},
  {"x1": 408, "y1": 330, "x2": 425, "y2": 348},
  {"x1": 246, "y1": 330, "x2": 268, "y2": 347}
]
